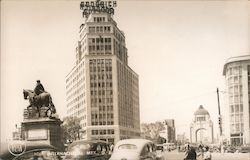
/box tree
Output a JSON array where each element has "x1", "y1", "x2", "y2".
[
  {"x1": 141, "y1": 121, "x2": 165, "y2": 142},
  {"x1": 61, "y1": 116, "x2": 81, "y2": 144}
]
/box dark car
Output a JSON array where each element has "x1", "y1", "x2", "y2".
[
  {"x1": 225, "y1": 146, "x2": 236, "y2": 153},
  {"x1": 239, "y1": 146, "x2": 250, "y2": 153},
  {"x1": 64, "y1": 140, "x2": 111, "y2": 160},
  {"x1": 0, "y1": 141, "x2": 60, "y2": 160}
]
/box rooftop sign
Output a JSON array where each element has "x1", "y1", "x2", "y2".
[{"x1": 80, "y1": 0, "x2": 117, "y2": 18}]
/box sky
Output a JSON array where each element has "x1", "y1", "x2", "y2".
[{"x1": 1, "y1": 0, "x2": 249, "y2": 142}]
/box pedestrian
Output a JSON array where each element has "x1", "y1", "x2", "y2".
[
  {"x1": 203, "y1": 146, "x2": 212, "y2": 160},
  {"x1": 184, "y1": 147, "x2": 196, "y2": 160}
]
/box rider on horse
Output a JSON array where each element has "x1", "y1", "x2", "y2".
[
  {"x1": 23, "y1": 80, "x2": 56, "y2": 118},
  {"x1": 34, "y1": 80, "x2": 45, "y2": 96}
]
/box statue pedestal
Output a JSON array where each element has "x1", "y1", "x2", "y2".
[{"x1": 21, "y1": 118, "x2": 64, "y2": 151}]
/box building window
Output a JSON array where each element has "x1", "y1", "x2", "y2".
[
  {"x1": 89, "y1": 27, "x2": 95, "y2": 33},
  {"x1": 196, "y1": 117, "x2": 205, "y2": 121},
  {"x1": 235, "y1": 105, "x2": 239, "y2": 113},
  {"x1": 240, "y1": 104, "x2": 243, "y2": 112}
]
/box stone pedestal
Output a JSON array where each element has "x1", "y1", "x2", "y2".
[{"x1": 21, "y1": 118, "x2": 64, "y2": 151}]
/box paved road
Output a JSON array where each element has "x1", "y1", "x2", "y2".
[{"x1": 162, "y1": 150, "x2": 250, "y2": 160}]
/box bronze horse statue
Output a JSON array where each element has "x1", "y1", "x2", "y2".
[{"x1": 23, "y1": 89, "x2": 56, "y2": 117}]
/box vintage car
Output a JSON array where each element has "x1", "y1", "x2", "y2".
[
  {"x1": 0, "y1": 141, "x2": 60, "y2": 160},
  {"x1": 64, "y1": 139, "x2": 111, "y2": 160},
  {"x1": 239, "y1": 146, "x2": 250, "y2": 153},
  {"x1": 109, "y1": 139, "x2": 158, "y2": 160}
]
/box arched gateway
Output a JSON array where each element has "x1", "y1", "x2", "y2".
[{"x1": 190, "y1": 105, "x2": 214, "y2": 144}]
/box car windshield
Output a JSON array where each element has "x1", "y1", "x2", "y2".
[
  {"x1": 118, "y1": 144, "x2": 137, "y2": 150},
  {"x1": 156, "y1": 146, "x2": 163, "y2": 150}
]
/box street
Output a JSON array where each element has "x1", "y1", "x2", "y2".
[{"x1": 163, "y1": 150, "x2": 250, "y2": 160}]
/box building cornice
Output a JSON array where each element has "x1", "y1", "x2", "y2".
[{"x1": 223, "y1": 55, "x2": 250, "y2": 75}]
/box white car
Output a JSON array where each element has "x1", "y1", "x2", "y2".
[{"x1": 109, "y1": 139, "x2": 157, "y2": 160}]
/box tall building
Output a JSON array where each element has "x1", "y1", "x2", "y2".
[
  {"x1": 65, "y1": 9, "x2": 140, "y2": 143},
  {"x1": 190, "y1": 105, "x2": 214, "y2": 144},
  {"x1": 164, "y1": 119, "x2": 176, "y2": 143},
  {"x1": 223, "y1": 55, "x2": 250, "y2": 145}
]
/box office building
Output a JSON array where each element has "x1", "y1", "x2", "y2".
[
  {"x1": 223, "y1": 55, "x2": 250, "y2": 145},
  {"x1": 66, "y1": 11, "x2": 140, "y2": 143}
]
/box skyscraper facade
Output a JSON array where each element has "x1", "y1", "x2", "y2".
[
  {"x1": 223, "y1": 55, "x2": 250, "y2": 145},
  {"x1": 66, "y1": 11, "x2": 140, "y2": 143}
]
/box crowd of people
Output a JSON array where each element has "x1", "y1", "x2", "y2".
[{"x1": 184, "y1": 144, "x2": 212, "y2": 160}]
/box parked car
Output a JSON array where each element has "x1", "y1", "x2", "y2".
[
  {"x1": 225, "y1": 146, "x2": 236, "y2": 153},
  {"x1": 64, "y1": 139, "x2": 111, "y2": 160},
  {"x1": 0, "y1": 141, "x2": 60, "y2": 160},
  {"x1": 239, "y1": 146, "x2": 250, "y2": 153},
  {"x1": 109, "y1": 139, "x2": 157, "y2": 160}
]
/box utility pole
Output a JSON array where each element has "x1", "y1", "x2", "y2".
[
  {"x1": 217, "y1": 88, "x2": 222, "y2": 136},
  {"x1": 217, "y1": 88, "x2": 225, "y2": 153}
]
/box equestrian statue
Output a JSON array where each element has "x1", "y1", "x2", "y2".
[{"x1": 23, "y1": 80, "x2": 56, "y2": 118}]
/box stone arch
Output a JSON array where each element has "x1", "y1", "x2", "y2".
[{"x1": 195, "y1": 128, "x2": 206, "y2": 143}]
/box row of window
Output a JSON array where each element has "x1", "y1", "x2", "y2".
[
  {"x1": 90, "y1": 90, "x2": 113, "y2": 96},
  {"x1": 66, "y1": 77, "x2": 84, "y2": 95},
  {"x1": 89, "y1": 37, "x2": 112, "y2": 43},
  {"x1": 89, "y1": 59, "x2": 112, "y2": 65},
  {"x1": 90, "y1": 73, "x2": 112, "y2": 79},
  {"x1": 196, "y1": 117, "x2": 206, "y2": 121},
  {"x1": 227, "y1": 66, "x2": 242, "y2": 76},
  {"x1": 89, "y1": 45, "x2": 112, "y2": 52},
  {"x1": 230, "y1": 113, "x2": 244, "y2": 123},
  {"x1": 228, "y1": 85, "x2": 243, "y2": 95},
  {"x1": 66, "y1": 86, "x2": 84, "y2": 101},
  {"x1": 91, "y1": 121, "x2": 114, "y2": 126},
  {"x1": 67, "y1": 93, "x2": 85, "y2": 108},
  {"x1": 113, "y1": 27, "x2": 125, "y2": 43},
  {"x1": 117, "y1": 62, "x2": 140, "y2": 129},
  {"x1": 230, "y1": 123, "x2": 244, "y2": 133},
  {"x1": 91, "y1": 97, "x2": 113, "y2": 104},
  {"x1": 91, "y1": 113, "x2": 114, "y2": 119},
  {"x1": 93, "y1": 17, "x2": 106, "y2": 22},
  {"x1": 230, "y1": 104, "x2": 243, "y2": 113},
  {"x1": 90, "y1": 82, "x2": 113, "y2": 88},
  {"x1": 89, "y1": 52, "x2": 112, "y2": 55},
  {"x1": 89, "y1": 66, "x2": 112, "y2": 72},
  {"x1": 91, "y1": 129, "x2": 115, "y2": 135},
  {"x1": 66, "y1": 62, "x2": 85, "y2": 83},
  {"x1": 99, "y1": 105, "x2": 113, "y2": 111},
  {"x1": 227, "y1": 76, "x2": 242, "y2": 85},
  {"x1": 89, "y1": 61, "x2": 113, "y2": 71},
  {"x1": 229, "y1": 95, "x2": 243, "y2": 104},
  {"x1": 89, "y1": 26, "x2": 111, "y2": 33}
]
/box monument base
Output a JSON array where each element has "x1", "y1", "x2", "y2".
[{"x1": 21, "y1": 117, "x2": 64, "y2": 151}]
